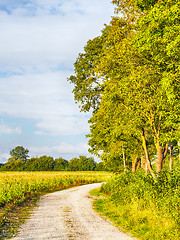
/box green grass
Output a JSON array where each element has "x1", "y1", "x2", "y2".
[
  {"x1": 0, "y1": 194, "x2": 39, "y2": 239},
  {"x1": 90, "y1": 171, "x2": 180, "y2": 240}
]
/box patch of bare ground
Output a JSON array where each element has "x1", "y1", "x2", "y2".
[{"x1": 12, "y1": 183, "x2": 136, "y2": 240}]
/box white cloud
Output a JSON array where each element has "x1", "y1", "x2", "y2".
[
  {"x1": 0, "y1": 0, "x2": 114, "y2": 136},
  {"x1": 0, "y1": 0, "x2": 114, "y2": 70},
  {"x1": 0, "y1": 0, "x2": 115, "y2": 160},
  {"x1": 0, "y1": 153, "x2": 10, "y2": 163},
  {"x1": 35, "y1": 115, "x2": 89, "y2": 135},
  {"x1": 29, "y1": 142, "x2": 89, "y2": 155},
  {"x1": 0, "y1": 71, "x2": 90, "y2": 135},
  {"x1": 0, "y1": 125, "x2": 22, "y2": 135}
]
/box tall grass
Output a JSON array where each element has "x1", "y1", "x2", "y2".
[{"x1": 99, "y1": 170, "x2": 180, "y2": 240}]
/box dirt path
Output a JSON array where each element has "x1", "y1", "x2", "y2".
[{"x1": 12, "y1": 183, "x2": 136, "y2": 240}]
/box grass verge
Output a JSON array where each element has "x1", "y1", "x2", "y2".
[
  {"x1": 90, "y1": 186, "x2": 179, "y2": 240},
  {"x1": 90, "y1": 188, "x2": 137, "y2": 239},
  {"x1": 0, "y1": 194, "x2": 39, "y2": 239}
]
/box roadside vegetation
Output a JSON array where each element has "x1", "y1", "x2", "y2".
[
  {"x1": 0, "y1": 171, "x2": 111, "y2": 239},
  {"x1": 68, "y1": 0, "x2": 179, "y2": 176},
  {"x1": 92, "y1": 169, "x2": 180, "y2": 240}
]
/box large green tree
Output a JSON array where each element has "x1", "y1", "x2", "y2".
[
  {"x1": 54, "y1": 158, "x2": 68, "y2": 171},
  {"x1": 68, "y1": 156, "x2": 96, "y2": 171},
  {"x1": 69, "y1": 0, "x2": 179, "y2": 175},
  {"x1": 68, "y1": 17, "x2": 133, "y2": 113},
  {"x1": 133, "y1": 0, "x2": 180, "y2": 171},
  {"x1": 68, "y1": 36, "x2": 104, "y2": 113},
  {"x1": 9, "y1": 146, "x2": 29, "y2": 163}
]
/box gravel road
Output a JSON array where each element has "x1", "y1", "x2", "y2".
[{"x1": 12, "y1": 183, "x2": 136, "y2": 240}]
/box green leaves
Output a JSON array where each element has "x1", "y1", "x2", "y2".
[
  {"x1": 68, "y1": 36, "x2": 105, "y2": 112},
  {"x1": 10, "y1": 146, "x2": 29, "y2": 162},
  {"x1": 69, "y1": 0, "x2": 179, "y2": 173}
]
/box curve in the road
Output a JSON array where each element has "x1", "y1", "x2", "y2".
[{"x1": 12, "y1": 183, "x2": 136, "y2": 240}]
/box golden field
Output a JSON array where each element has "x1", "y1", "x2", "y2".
[{"x1": 0, "y1": 171, "x2": 111, "y2": 207}]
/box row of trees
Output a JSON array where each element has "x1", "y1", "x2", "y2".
[
  {"x1": 68, "y1": 0, "x2": 180, "y2": 177},
  {"x1": 0, "y1": 146, "x2": 106, "y2": 171}
]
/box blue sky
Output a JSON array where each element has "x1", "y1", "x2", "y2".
[{"x1": 0, "y1": 0, "x2": 115, "y2": 163}]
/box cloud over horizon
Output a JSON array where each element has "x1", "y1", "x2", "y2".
[
  {"x1": 0, "y1": 125, "x2": 22, "y2": 135},
  {"x1": 0, "y1": 0, "x2": 115, "y2": 163}
]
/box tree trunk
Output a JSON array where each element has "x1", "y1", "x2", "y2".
[
  {"x1": 156, "y1": 143, "x2": 168, "y2": 172},
  {"x1": 136, "y1": 159, "x2": 141, "y2": 169},
  {"x1": 145, "y1": 161, "x2": 148, "y2": 175},
  {"x1": 169, "y1": 146, "x2": 173, "y2": 172},
  {"x1": 156, "y1": 145, "x2": 164, "y2": 172},
  {"x1": 122, "y1": 147, "x2": 126, "y2": 172},
  {"x1": 132, "y1": 157, "x2": 137, "y2": 174},
  {"x1": 141, "y1": 155, "x2": 146, "y2": 169},
  {"x1": 141, "y1": 155, "x2": 148, "y2": 174},
  {"x1": 141, "y1": 131, "x2": 156, "y2": 179}
]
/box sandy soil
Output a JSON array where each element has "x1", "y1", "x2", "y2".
[{"x1": 12, "y1": 183, "x2": 136, "y2": 240}]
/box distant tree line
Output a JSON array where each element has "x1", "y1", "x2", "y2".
[{"x1": 0, "y1": 146, "x2": 107, "y2": 171}]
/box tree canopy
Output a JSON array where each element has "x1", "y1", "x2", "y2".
[
  {"x1": 69, "y1": 0, "x2": 180, "y2": 177},
  {"x1": 9, "y1": 146, "x2": 29, "y2": 163},
  {"x1": 0, "y1": 152, "x2": 105, "y2": 172}
]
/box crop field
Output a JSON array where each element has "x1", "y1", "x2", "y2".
[
  {"x1": 0, "y1": 171, "x2": 111, "y2": 238},
  {"x1": 0, "y1": 171, "x2": 111, "y2": 207}
]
